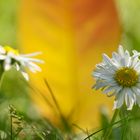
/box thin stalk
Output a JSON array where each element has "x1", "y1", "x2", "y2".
[
  {"x1": 84, "y1": 115, "x2": 139, "y2": 140},
  {"x1": 84, "y1": 120, "x2": 122, "y2": 140},
  {"x1": 103, "y1": 109, "x2": 119, "y2": 140},
  {"x1": 0, "y1": 66, "x2": 4, "y2": 89},
  {"x1": 44, "y1": 79, "x2": 62, "y2": 115},
  {"x1": 10, "y1": 115, "x2": 13, "y2": 140},
  {"x1": 44, "y1": 79, "x2": 72, "y2": 133},
  {"x1": 21, "y1": 78, "x2": 54, "y2": 109}
]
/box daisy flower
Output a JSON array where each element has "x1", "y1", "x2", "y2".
[
  {"x1": 0, "y1": 45, "x2": 44, "y2": 81},
  {"x1": 92, "y1": 45, "x2": 140, "y2": 110}
]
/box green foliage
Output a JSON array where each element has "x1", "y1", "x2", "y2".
[
  {"x1": 0, "y1": 0, "x2": 18, "y2": 47},
  {"x1": 117, "y1": 0, "x2": 140, "y2": 51}
]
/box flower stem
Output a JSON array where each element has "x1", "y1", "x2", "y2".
[
  {"x1": 0, "y1": 65, "x2": 4, "y2": 88},
  {"x1": 103, "y1": 109, "x2": 119, "y2": 140},
  {"x1": 44, "y1": 79, "x2": 72, "y2": 134},
  {"x1": 10, "y1": 115, "x2": 13, "y2": 140}
]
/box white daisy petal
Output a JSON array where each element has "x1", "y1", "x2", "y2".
[
  {"x1": 24, "y1": 58, "x2": 44, "y2": 63},
  {"x1": 112, "y1": 52, "x2": 121, "y2": 67},
  {"x1": 27, "y1": 62, "x2": 42, "y2": 72},
  {"x1": 102, "y1": 54, "x2": 113, "y2": 66},
  {"x1": 15, "y1": 63, "x2": 20, "y2": 71},
  {"x1": 4, "y1": 57, "x2": 12, "y2": 71},
  {"x1": 118, "y1": 45, "x2": 125, "y2": 57},
  {"x1": 132, "y1": 86, "x2": 140, "y2": 94},
  {"x1": 0, "y1": 45, "x2": 6, "y2": 54},
  {"x1": 113, "y1": 91, "x2": 125, "y2": 109},
  {"x1": 132, "y1": 50, "x2": 140, "y2": 58},
  {"x1": 4, "y1": 63, "x2": 11, "y2": 71},
  {"x1": 103, "y1": 86, "x2": 116, "y2": 94},
  {"x1": 93, "y1": 83, "x2": 107, "y2": 90},
  {"x1": 21, "y1": 71, "x2": 29, "y2": 81},
  {"x1": 125, "y1": 89, "x2": 135, "y2": 110},
  {"x1": 20, "y1": 52, "x2": 42, "y2": 57},
  {"x1": 120, "y1": 58, "x2": 126, "y2": 66},
  {"x1": 127, "y1": 96, "x2": 135, "y2": 110},
  {"x1": 0, "y1": 55, "x2": 6, "y2": 60},
  {"x1": 135, "y1": 93, "x2": 140, "y2": 107},
  {"x1": 125, "y1": 50, "x2": 131, "y2": 67},
  {"x1": 131, "y1": 56, "x2": 138, "y2": 67},
  {"x1": 103, "y1": 54, "x2": 118, "y2": 71}
]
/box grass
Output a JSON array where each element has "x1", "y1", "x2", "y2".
[{"x1": 0, "y1": 70, "x2": 140, "y2": 140}]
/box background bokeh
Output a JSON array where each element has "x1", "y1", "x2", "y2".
[
  {"x1": 0, "y1": 0, "x2": 18, "y2": 47},
  {"x1": 117, "y1": 0, "x2": 140, "y2": 50},
  {"x1": 0, "y1": 0, "x2": 140, "y2": 136},
  {"x1": 19, "y1": 0, "x2": 120, "y2": 130}
]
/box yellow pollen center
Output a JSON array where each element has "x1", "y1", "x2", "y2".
[
  {"x1": 4, "y1": 46, "x2": 19, "y2": 55},
  {"x1": 114, "y1": 67, "x2": 138, "y2": 87}
]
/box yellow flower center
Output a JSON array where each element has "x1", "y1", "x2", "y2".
[
  {"x1": 114, "y1": 67, "x2": 138, "y2": 87},
  {"x1": 4, "y1": 46, "x2": 19, "y2": 55}
]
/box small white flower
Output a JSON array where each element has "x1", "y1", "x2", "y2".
[
  {"x1": 0, "y1": 45, "x2": 44, "y2": 80},
  {"x1": 92, "y1": 45, "x2": 140, "y2": 110}
]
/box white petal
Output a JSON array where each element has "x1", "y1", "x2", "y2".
[
  {"x1": 134, "y1": 61, "x2": 140, "y2": 71},
  {"x1": 135, "y1": 93, "x2": 140, "y2": 107},
  {"x1": 21, "y1": 71, "x2": 29, "y2": 81},
  {"x1": 102, "y1": 54, "x2": 118, "y2": 71},
  {"x1": 132, "y1": 86, "x2": 140, "y2": 94},
  {"x1": 124, "y1": 50, "x2": 131, "y2": 66},
  {"x1": 102, "y1": 54, "x2": 113, "y2": 66},
  {"x1": 120, "y1": 58, "x2": 126, "y2": 66},
  {"x1": 22, "y1": 57, "x2": 44, "y2": 63},
  {"x1": 103, "y1": 86, "x2": 115, "y2": 94},
  {"x1": 131, "y1": 56, "x2": 138, "y2": 67},
  {"x1": 118, "y1": 45, "x2": 125, "y2": 57},
  {"x1": 93, "y1": 82, "x2": 107, "y2": 90},
  {"x1": 27, "y1": 62, "x2": 42, "y2": 72},
  {"x1": 107, "y1": 86, "x2": 122, "y2": 97},
  {"x1": 125, "y1": 89, "x2": 135, "y2": 110},
  {"x1": 4, "y1": 63, "x2": 11, "y2": 71},
  {"x1": 132, "y1": 50, "x2": 140, "y2": 58},
  {"x1": 15, "y1": 55, "x2": 44, "y2": 63},
  {"x1": 93, "y1": 71, "x2": 113, "y2": 80},
  {"x1": 15, "y1": 63, "x2": 20, "y2": 71},
  {"x1": 113, "y1": 89, "x2": 125, "y2": 109},
  {"x1": 0, "y1": 55, "x2": 6, "y2": 60},
  {"x1": 132, "y1": 87, "x2": 140, "y2": 107},
  {"x1": 20, "y1": 52, "x2": 42, "y2": 57},
  {"x1": 93, "y1": 79, "x2": 117, "y2": 90},
  {"x1": 4, "y1": 57, "x2": 12, "y2": 71},
  {"x1": 112, "y1": 52, "x2": 121, "y2": 67},
  {"x1": 0, "y1": 46, "x2": 6, "y2": 54}
]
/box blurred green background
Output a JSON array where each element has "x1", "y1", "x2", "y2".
[
  {"x1": 117, "y1": 0, "x2": 140, "y2": 50},
  {"x1": 0, "y1": 0, "x2": 18, "y2": 47}
]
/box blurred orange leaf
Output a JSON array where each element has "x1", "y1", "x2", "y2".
[{"x1": 19, "y1": 0, "x2": 121, "y2": 131}]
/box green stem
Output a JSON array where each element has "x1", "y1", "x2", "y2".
[
  {"x1": 0, "y1": 65, "x2": 4, "y2": 89},
  {"x1": 103, "y1": 109, "x2": 119, "y2": 140},
  {"x1": 10, "y1": 115, "x2": 13, "y2": 140},
  {"x1": 44, "y1": 79, "x2": 72, "y2": 133}
]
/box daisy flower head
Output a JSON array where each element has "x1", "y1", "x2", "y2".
[
  {"x1": 92, "y1": 45, "x2": 140, "y2": 110},
  {"x1": 0, "y1": 45, "x2": 44, "y2": 81}
]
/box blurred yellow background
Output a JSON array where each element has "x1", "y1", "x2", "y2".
[{"x1": 18, "y1": 0, "x2": 120, "y2": 130}]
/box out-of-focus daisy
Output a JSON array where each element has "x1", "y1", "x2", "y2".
[
  {"x1": 0, "y1": 45, "x2": 44, "y2": 80},
  {"x1": 92, "y1": 45, "x2": 140, "y2": 110}
]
